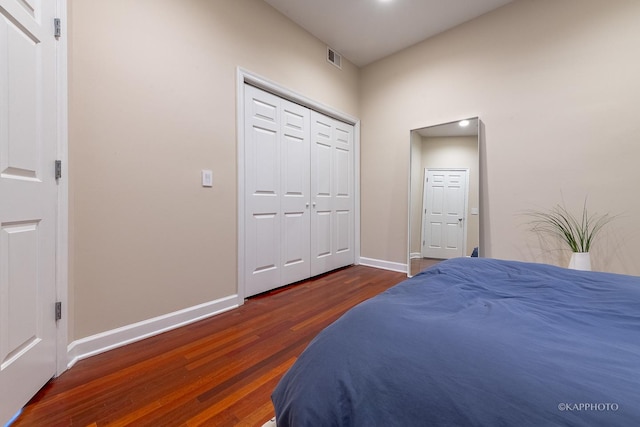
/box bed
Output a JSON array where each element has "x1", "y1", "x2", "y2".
[{"x1": 271, "y1": 257, "x2": 640, "y2": 426}]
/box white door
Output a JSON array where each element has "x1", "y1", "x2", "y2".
[
  {"x1": 310, "y1": 112, "x2": 354, "y2": 276},
  {"x1": 0, "y1": 0, "x2": 59, "y2": 424},
  {"x1": 421, "y1": 169, "x2": 468, "y2": 259},
  {"x1": 244, "y1": 85, "x2": 310, "y2": 297}
]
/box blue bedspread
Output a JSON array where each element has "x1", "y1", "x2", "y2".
[{"x1": 272, "y1": 258, "x2": 640, "y2": 426}]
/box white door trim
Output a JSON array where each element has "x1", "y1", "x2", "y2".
[
  {"x1": 236, "y1": 68, "x2": 361, "y2": 301},
  {"x1": 420, "y1": 168, "x2": 470, "y2": 259},
  {"x1": 55, "y1": 0, "x2": 69, "y2": 376}
]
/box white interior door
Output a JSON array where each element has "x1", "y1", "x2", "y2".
[
  {"x1": 244, "y1": 85, "x2": 310, "y2": 297},
  {"x1": 0, "y1": 0, "x2": 58, "y2": 423},
  {"x1": 310, "y1": 112, "x2": 354, "y2": 276},
  {"x1": 421, "y1": 169, "x2": 468, "y2": 259}
]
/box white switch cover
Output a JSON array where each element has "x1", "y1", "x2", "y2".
[
  {"x1": 470, "y1": 207, "x2": 479, "y2": 215},
  {"x1": 201, "y1": 170, "x2": 213, "y2": 187}
]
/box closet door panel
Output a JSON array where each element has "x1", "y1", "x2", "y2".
[
  {"x1": 280, "y1": 100, "x2": 311, "y2": 285},
  {"x1": 331, "y1": 120, "x2": 355, "y2": 268},
  {"x1": 310, "y1": 112, "x2": 355, "y2": 275},
  {"x1": 310, "y1": 114, "x2": 333, "y2": 276},
  {"x1": 244, "y1": 86, "x2": 281, "y2": 296}
]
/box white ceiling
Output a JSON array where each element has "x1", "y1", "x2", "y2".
[{"x1": 263, "y1": 0, "x2": 514, "y2": 67}]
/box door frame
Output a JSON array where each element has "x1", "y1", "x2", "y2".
[
  {"x1": 236, "y1": 68, "x2": 360, "y2": 301},
  {"x1": 420, "y1": 168, "x2": 469, "y2": 259},
  {"x1": 55, "y1": 0, "x2": 69, "y2": 376}
]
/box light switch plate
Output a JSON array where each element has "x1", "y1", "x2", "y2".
[{"x1": 201, "y1": 170, "x2": 213, "y2": 187}]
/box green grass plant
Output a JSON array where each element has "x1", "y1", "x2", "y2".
[{"x1": 526, "y1": 200, "x2": 613, "y2": 253}]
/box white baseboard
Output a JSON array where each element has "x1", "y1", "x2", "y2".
[
  {"x1": 410, "y1": 252, "x2": 422, "y2": 259},
  {"x1": 67, "y1": 294, "x2": 241, "y2": 369},
  {"x1": 358, "y1": 257, "x2": 407, "y2": 274}
]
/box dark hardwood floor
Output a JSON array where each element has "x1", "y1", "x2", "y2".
[{"x1": 12, "y1": 265, "x2": 407, "y2": 427}]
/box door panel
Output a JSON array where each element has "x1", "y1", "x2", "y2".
[
  {"x1": 313, "y1": 143, "x2": 331, "y2": 196},
  {"x1": 245, "y1": 87, "x2": 281, "y2": 295},
  {"x1": 445, "y1": 223, "x2": 460, "y2": 248},
  {"x1": 335, "y1": 147, "x2": 349, "y2": 196},
  {"x1": 283, "y1": 212, "x2": 305, "y2": 266},
  {"x1": 252, "y1": 213, "x2": 278, "y2": 273},
  {"x1": 314, "y1": 211, "x2": 332, "y2": 256},
  {"x1": 2, "y1": 222, "x2": 39, "y2": 366},
  {"x1": 310, "y1": 113, "x2": 354, "y2": 276},
  {"x1": 279, "y1": 99, "x2": 310, "y2": 285},
  {"x1": 329, "y1": 120, "x2": 354, "y2": 269},
  {"x1": 244, "y1": 86, "x2": 311, "y2": 296},
  {"x1": 5, "y1": 25, "x2": 38, "y2": 176},
  {"x1": 0, "y1": 0, "x2": 58, "y2": 423},
  {"x1": 310, "y1": 117, "x2": 332, "y2": 276},
  {"x1": 429, "y1": 223, "x2": 442, "y2": 247},
  {"x1": 253, "y1": 128, "x2": 278, "y2": 193},
  {"x1": 335, "y1": 210, "x2": 351, "y2": 253}
]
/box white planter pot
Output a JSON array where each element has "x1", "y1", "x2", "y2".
[{"x1": 568, "y1": 252, "x2": 591, "y2": 271}]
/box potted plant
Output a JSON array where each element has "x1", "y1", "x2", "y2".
[{"x1": 526, "y1": 200, "x2": 613, "y2": 271}]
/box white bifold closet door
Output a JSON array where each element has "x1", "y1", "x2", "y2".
[
  {"x1": 309, "y1": 112, "x2": 355, "y2": 277},
  {"x1": 244, "y1": 85, "x2": 354, "y2": 297}
]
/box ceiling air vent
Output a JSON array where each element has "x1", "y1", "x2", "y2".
[{"x1": 327, "y1": 47, "x2": 342, "y2": 69}]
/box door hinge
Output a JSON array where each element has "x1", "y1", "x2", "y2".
[
  {"x1": 55, "y1": 160, "x2": 62, "y2": 180},
  {"x1": 55, "y1": 301, "x2": 62, "y2": 321},
  {"x1": 54, "y1": 18, "x2": 61, "y2": 38}
]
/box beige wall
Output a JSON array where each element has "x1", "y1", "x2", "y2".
[
  {"x1": 360, "y1": 0, "x2": 640, "y2": 275},
  {"x1": 69, "y1": 0, "x2": 640, "y2": 343},
  {"x1": 68, "y1": 0, "x2": 359, "y2": 340}
]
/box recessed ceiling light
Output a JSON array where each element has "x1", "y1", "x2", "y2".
[{"x1": 459, "y1": 120, "x2": 470, "y2": 127}]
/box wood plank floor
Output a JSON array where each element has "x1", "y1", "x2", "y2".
[{"x1": 12, "y1": 265, "x2": 407, "y2": 427}]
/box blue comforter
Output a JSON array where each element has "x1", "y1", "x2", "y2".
[{"x1": 272, "y1": 258, "x2": 640, "y2": 426}]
